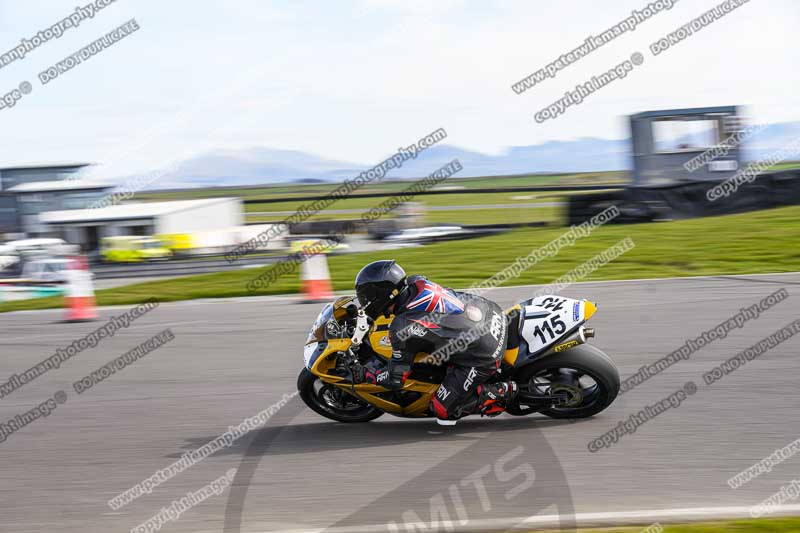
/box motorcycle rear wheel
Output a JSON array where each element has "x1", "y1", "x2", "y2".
[
  {"x1": 297, "y1": 369, "x2": 384, "y2": 423},
  {"x1": 508, "y1": 344, "x2": 619, "y2": 419}
]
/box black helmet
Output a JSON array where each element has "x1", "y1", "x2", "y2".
[{"x1": 354, "y1": 260, "x2": 407, "y2": 319}]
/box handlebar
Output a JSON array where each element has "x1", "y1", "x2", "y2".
[{"x1": 350, "y1": 309, "x2": 370, "y2": 348}]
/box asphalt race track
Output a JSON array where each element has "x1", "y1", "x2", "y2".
[{"x1": 2, "y1": 273, "x2": 800, "y2": 532}]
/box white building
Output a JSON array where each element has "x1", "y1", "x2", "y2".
[
  {"x1": 0, "y1": 163, "x2": 109, "y2": 237},
  {"x1": 9, "y1": 179, "x2": 113, "y2": 236},
  {"x1": 39, "y1": 197, "x2": 244, "y2": 250}
]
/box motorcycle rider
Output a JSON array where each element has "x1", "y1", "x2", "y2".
[{"x1": 352, "y1": 260, "x2": 517, "y2": 425}]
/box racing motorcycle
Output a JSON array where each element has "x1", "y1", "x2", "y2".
[{"x1": 298, "y1": 294, "x2": 619, "y2": 422}]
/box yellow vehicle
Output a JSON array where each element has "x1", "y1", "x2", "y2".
[
  {"x1": 100, "y1": 236, "x2": 172, "y2": 263},
  {"x1": 156, "y1": 233, "x2": 193, "y2": 256},
  {"x1": 289, "y1": 238, "x2": 350, "y2": 255}
]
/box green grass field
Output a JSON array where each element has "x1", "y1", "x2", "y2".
[
  {"x1": 142, "y1": 164, "x2": 800, "y2": 229},
  {"x1": 771, "y1": 162, "x2": 800, "y2": 171},
  {"x1": 243, "y1": 189, "x2": 571, "y2": 226},
  {"x1": 137, "y1": 162, "x2": 800, "y2": 204},
  {"x1": 2, "y1": 205, "x2": 798, "y2": 313},
  {"x1": 138, "y1": 171, "x2": 627, "y2": 202},
  {"x1": 422, "y1": 206, "x2": 559, "y2": 225},
  {"x1": 242, "y1": 190, "x2": 583, "y2": 212},
  {"x1": 533, "y1": 517, "x2": 800, "y2": 532},
  {"x1": 247, "y1": 206, "x2": 561, "y2": 226}
]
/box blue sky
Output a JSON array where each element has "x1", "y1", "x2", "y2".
[{"x1": 0, "y1": 0, "x2": 797, "y2": 183}]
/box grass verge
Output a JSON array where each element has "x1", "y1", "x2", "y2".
[
  {"x1": 532, "y1": 516, "x2": 800, "y2": 532},
  {"x1": 247, "y1": 206, "x2": 560, "y2": 226}
]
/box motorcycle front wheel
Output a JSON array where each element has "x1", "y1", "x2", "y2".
[{"x1": 297, "y1": 369, "x2": 384, "y2": 423}]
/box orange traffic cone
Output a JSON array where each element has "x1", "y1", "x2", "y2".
[
  {"x1": 300, "y1": 252, "x2": 333, "y2": 303},
  {"x1": 63, "y1": 255, "x2": 98, "y2": 322}
]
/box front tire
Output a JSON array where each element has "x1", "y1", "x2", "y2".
[
  {"x1": 297, "y1": 369, "x2": 384, "y2": 423},
  {"x1": 510, "y1": 344, "x2": 619, "y2": 419}
]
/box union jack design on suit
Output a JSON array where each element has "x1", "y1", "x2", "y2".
[{"x1": 406, "y1": 280, "x2": 465, "y2": 314}]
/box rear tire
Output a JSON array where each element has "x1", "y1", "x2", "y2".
[
  {"x1": 297, "y1": 369, "x2": 384, "y2": 423},
  {"x1": 510, "y1": 344, "x2": 619, "y2": 419}
]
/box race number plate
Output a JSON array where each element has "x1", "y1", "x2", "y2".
[{"x1": 519, "y1": 296, "x2": 586, "y2": 354}]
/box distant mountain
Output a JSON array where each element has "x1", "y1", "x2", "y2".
[
  {"x1": 147, "y1": 147, "x2": 360, "y2": 189},
  {"x1": 743, "y1": 122, "x2": 800, "y2": 161},
  {"x1": 120, "y1": 121, "x2": 800, "y2": 190}
]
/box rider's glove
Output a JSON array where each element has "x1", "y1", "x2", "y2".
[
  {"x1": 352, "y1": 361, "x2": 410, "y2": 390},
  {"x1": 351, "y1": 362, "x2": 383, "y2": 384},
  {"x1": 369, "y1": 368, "x2": 390, "y2": 386}
]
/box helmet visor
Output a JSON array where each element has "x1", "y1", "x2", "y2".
[{"x1": 356, "y1": 285, "x2": 390, "y2": 319}]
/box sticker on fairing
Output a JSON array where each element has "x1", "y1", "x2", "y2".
[{"x1": 304, "y1": 342, "x2": 319, "y2": 369}]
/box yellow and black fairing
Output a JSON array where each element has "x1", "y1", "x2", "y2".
[
  {"x1": 500, "y1": 304, "x2": 525, "y2": 372},
  {"x1": 304, "y1": 299, "x2": 441, "y2": 417}
]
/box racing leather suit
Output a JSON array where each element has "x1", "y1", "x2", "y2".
[{"x1": 386, "y1": 275, "x2": 509, "y2": 421}]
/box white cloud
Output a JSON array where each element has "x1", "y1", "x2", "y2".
[{"x1": 0, "y1": 0, "x2": 796, "y2": 181}]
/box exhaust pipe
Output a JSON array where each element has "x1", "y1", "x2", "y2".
[{"x1": 552, "y1": 326, "x2": 594, "y2": 353}]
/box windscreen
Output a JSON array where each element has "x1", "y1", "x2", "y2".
[{"x1": 305, "y1": 303, "x2": 334, "y2": 344}]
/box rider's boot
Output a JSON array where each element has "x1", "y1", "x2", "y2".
[{"x1": 475, "y1": 381, "x2": 518, "y2": 416}]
